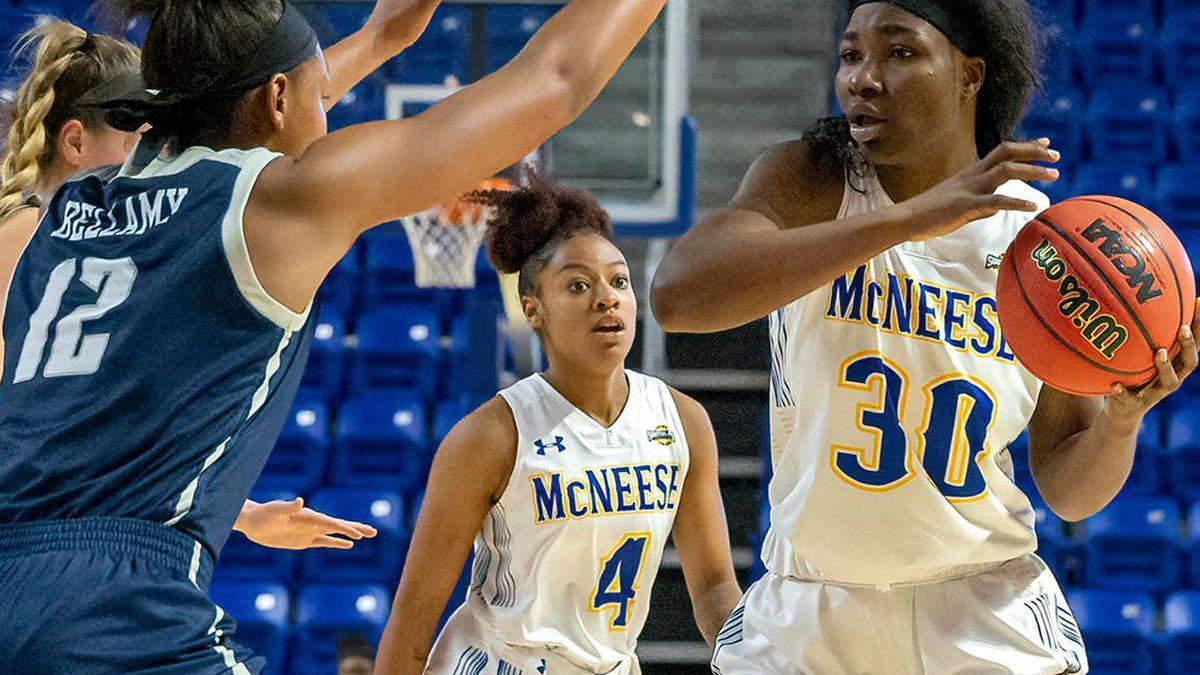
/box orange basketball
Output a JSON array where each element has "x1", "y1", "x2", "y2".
[
  {"x1": 439, "y1": 177, "x2": 514, "y2": 224},
  {"x1": 996, "y1": 196, "x2": 1196, "y2": 396}
]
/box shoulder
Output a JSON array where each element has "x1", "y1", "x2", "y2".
[
  {"x1": 730, "y1": 139, "x2": 846, "y2": 230},
  {"x1": 0, "y1": 206, "x2": 40, "y2": 252},
  {"x1": 666, "y1": 386, "x2": 714, "y2": 436},
  {"x1": 449, "y1": 395, "x2": 519, "y2": 448}
]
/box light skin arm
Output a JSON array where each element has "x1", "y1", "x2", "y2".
[
  {"x1": 233, "y1": 497, "x2": 379, "y2": 550},
  {"x1": 0, "y1": 208, "x2": 41, "y2": 374},
  {"x1": 1028, "y1": 308, "x2": 1200, "y2": 522},
  {"x1": 248, "y1": 0, "x2": 669, "y2": 312},
  {"x1": 650, "y1": 140, "x2": 1060, "y2": 334},
  {"x1": 375, "y1": 397, "x2": 517, "y2": 675},
  {"x1": 668, "y1": 388, "x2": 742, "y2": 646}
]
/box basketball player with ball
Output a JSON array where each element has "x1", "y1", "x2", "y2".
[{"x1": 653, "y1": 0, "x2": 1198, "y2": 672}]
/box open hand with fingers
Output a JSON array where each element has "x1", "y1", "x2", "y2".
[
  {"x1": 902, "y1": 138, "x2": 1061, "y2": 242},
  {"x1": 1105, "y1": 299, "x2": 1200, "y2": 423},
  {"x1": 234, "y1": 498, "x2": 379, "y2": 551}
]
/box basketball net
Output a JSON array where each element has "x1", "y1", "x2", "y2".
[{"x1": 400, "y1": 177, "x2": 511, "y2": 289}]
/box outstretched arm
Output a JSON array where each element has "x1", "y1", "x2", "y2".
[
  {"x1": 669, "y1": 389, "x2": 742, "y2": 646},
  {"x1": 1029, "y1": 310, "x2": 1199, "y2": 522},
  {"x1": 247, "y1": 0, "x2": 670, "y2": 312},
  {"x1": 375, "y1": 397, "x2": 518, "y2": 675},
  {"x1": 234, "y1": 498, "x2": 378, "y2": 550}
]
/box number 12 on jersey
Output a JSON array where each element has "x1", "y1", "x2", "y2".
[
  {"x1": 591, "y1": 533, "x2": 652, "y2": 631},
  {"x1": 831, "y1": 352, "x2": 999, "y2": 501}
]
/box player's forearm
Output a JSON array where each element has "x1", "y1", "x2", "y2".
[
  {"x1": 1030, "y1": 407, "x2": 1140, "y2": 522},
  {"x1": 651, "y1": 206, "x2": 912, "y2": 334},
  {"x1": 321, "y1": 29, "x2": 384, "y2": 113},
  {"x1": 690, "y1": 580, "x2": 744, "y2": 647},
  {"x1": 375, "y1": 606, "x2": 440, "y2": 675}
]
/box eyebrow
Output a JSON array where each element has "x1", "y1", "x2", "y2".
[{"x1": 558, "y1": 261, "x2": 629, "y2": 273}]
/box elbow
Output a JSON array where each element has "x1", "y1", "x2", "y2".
[
  {"x1": 650, "y1": 267, "x2": 697, "y2": 333},
  {"x1": 1037, "y1": 483, "x2": 1108, "y2": 523}
]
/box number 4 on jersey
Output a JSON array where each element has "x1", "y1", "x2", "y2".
[{"x1": 591, "y1": 533, "x2": 651, "y2": 630}]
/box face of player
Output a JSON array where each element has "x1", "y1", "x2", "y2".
[
  {"x1": 526, "y1": 233, "x2": 637, "y2": 375},
  {"x1": 835, "y1": 3, "x2": 979, "y2": 167}
]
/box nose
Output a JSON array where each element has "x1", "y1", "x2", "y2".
[
  {"x1": 848, "y1": 59, "x2": 883, "y2": 99},
  {"x1": 595, "y1": 284, "x2": 620, "y2": 313}
]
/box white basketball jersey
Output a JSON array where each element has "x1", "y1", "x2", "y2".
[
  {"x1": 431, "y1": 371, "x2": 689, "y2": 674},
  {"x1": 762, "y1": 171, "x2": 1050, "y2": 587}
]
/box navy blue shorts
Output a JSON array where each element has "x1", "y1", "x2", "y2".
[{"x1": 0, "y1": 518, "x2": 264, "y2": 674}]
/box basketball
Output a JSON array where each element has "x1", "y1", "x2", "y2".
[{"x1": 997, "y1": 196, "x2": 1196, "y2": 396}]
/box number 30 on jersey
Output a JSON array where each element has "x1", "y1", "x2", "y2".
[{"x1": 831, "y1": 352, "x2": 999, "y2": 501}]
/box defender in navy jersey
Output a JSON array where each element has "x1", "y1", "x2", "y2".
[{"x1": 0, "y1": 0, "x2": 670, "y2": 670}]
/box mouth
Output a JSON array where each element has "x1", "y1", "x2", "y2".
[
  {"x1": 592, "y1": 317, "x2": 627, "y2": 335},
  {"x1": 849, "y1": 114, "x2": 887, "y2": 143}
]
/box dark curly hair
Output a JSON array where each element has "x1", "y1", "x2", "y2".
[
  {"x1": 806, "y1": 0, "x2": 1043, "y2": 175},
  {"x1": 474, "y1": 174, "x2": 613, "y2": 297}
]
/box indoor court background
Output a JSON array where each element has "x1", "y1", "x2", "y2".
[{"x1": 2, "y1": 0, "x2": 1200, "y2": 673}]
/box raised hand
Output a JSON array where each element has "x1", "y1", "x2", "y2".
[
  {"x1": 234, "y1": 498, "x2": 379, "y2": 551},
  {"x1": 902, "y1": 138, "x2": 1061, "y2": 242},
  {"x1": 364, "y1": 0, "x2": 443, "y2": 56}
]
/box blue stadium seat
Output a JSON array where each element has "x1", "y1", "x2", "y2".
[
  {"x1": 1124, "y1": 407, "x2": 1163, "y2": 495},
  {"x1": 1073, "y1": 164, "x2": 1155, "y2": 206},
  {"x1": 433, "y1": 398, "x2": 471, "y2": 443},
  {"x1": 484, "y1": 5, "x2": 559, "y2": 71},
  {"x1": 1157, "y1": 165, "x2": 1200, "y2": 232},
  {"x1": 1078, "y1": 16, "x2": 1157, "y2": 87},
  {"x1": 1175, "y1": 91, "x2": 1200, "y2": 162},
  {"x1": 1084, "y1": 85, "x2": 1169, "y2": 164},
  {"x1": 317, "y1": 243, "x2": 361, "y2": 319},
  {"x1": 1081, "y1": 0, "x2": 1154, "y2": 21},
  {"x1": 1166, "y1": 404, "x2": 1200, "y2": 499},
  {"x1": 208, "y1": 582, "x2": 290, "y2": 671},
  {"x1": 1165, "y1": 0, "x2": 1200, "y2": 20},
  {"x1": 293, "y1": 585, "x2": 390, "y2": 675},
  {"x1": 361, "y1": 235, "x2": 446, "y2": 311},
  {"x1": 1022, "y1": 92, "x2": 1083, "y2": 174},
  {"x1": 327, "y1": 78, "x2": 387, "y2": 131},
  {"x1": 351, "y1": 305, "x2": 441, "y2": 395},
  {"x1": 1032, "y1": 497, "x2": 1068, "y2": 571},
  {"x1": 1083, "y1": 496, "x2": 1181, "y2": 591},
  {"x1": 1068, "y1": 589, "x2": 1157, "y2": 675},
  {"x1": 214, "y1": 490, "x2": 300, "y2": 584},
  {"x1": 302, "y1": 488, "x2": 407, "y2": 584},
  {"x1": 301, "y1": 311, "x2": 346, "y2": 402},
  {"x1": 307, "y1": 1, "x2": 371, "y2": 41},
  {"x1": 390, "y1": 5, "x2": 471, "y2": 84},
  {"x1": 1035, "y1": 0, "x2": 1076, "y2": 23},
  {"x1": 1189, "y1": 502, "x2": 1200, "y2": 587},
  {"x1": 1165, "y1": 592, "x2": 1200, "y2": 674},
  {"x1": 1162, "y1": 17, "x2": 1200, "y2": 88},
  {"x1": 259, "y1": 392, "x2": 329, "y2": 493},
  {"x1": 333, "y1": 391, "x2": 430, "y2": 491}
]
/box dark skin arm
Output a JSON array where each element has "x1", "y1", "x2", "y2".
[
  {"x1": 1029, "y1": 312, "x2": 1200, "y2": 522},
  {"x1": 668, "y1": 388, "x2": 742, "y2": 646},
  {"x1": 650, "y1": 139, "x2": 1060, "y2": 333},
  {"x1": 375, "y1": 397, "x2": 517, "y2": 675}
]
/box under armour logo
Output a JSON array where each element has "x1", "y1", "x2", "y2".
[{"x1": 535, "y1": 436, "x2": 566, "y2": 456}]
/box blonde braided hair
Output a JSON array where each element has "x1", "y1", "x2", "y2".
[{"x1": 0, "y1": 21, "x2": 139, "y2": 222}]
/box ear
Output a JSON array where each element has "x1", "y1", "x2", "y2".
[
  {"x1": 56, "y1": 119, "x2": 86, "y2": 170},
  {"x1": 264, "y1": 73, "x2": 289, "y2": 132},
  {"x1": 961, "y1": 55, "x2": 986, "y2": 101},
  {"x1": 522, "y1": 295, "x2": 543, "y2": 331}
]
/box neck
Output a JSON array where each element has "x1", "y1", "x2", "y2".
[
  {"x1": 874, "y1": 134, "x2": 979, "y2": 204},
  {"x1": 33, "y1": 163, "x2": 75, "y2": 206},
  {"x1": 541, "y1": 362, "x2": 629, "y2": 427}
]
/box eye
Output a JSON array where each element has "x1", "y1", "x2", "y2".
[
  {"x1": 890, "y1": 46, "x2": 916, "y2": 59},
  {"x1": 568, "y1": 280, "x2": 589, "y2": 294},
  {"x1": 612, "y1": 275, "x2": 630, "y2": 290},
  {"x1": 840, "y1": 49, "x2": 862, "y2": 64}
]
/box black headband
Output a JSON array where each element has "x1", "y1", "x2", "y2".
[
  {"x1": 94, "y1": 0, "x2": 318, "y2": 132},
  {"x1": 849, "y1": 0, "x2": 979, "y2": 56}
]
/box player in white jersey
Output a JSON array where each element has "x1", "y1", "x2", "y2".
[
  {"x1": 653, "y1": 1, "x2": 1200, "y2": 673},
  {"x1": 376, "y1": 178, "x2": 742, "y2": 675}
]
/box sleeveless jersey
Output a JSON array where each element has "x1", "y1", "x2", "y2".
[
  {"x1": 0, "y1": 145, "x2": 314, "y2": 559},
  {"x1": 762, "y1": 171, "x2": 1049, "y2": 587},
  {"x1": 437, "y1": 371, "x2": 690, "y2": 674}
]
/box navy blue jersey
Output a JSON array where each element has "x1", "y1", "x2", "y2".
[{"x1": 0, "y1": 146, "x2": 314, "y2": 558}]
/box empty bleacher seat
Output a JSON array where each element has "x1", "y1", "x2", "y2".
[
  {"x1": 1073, "y1": 164, "x2": 1155, "y2": 206},
  {"x1": 1068, "y1": 589, "x2": 1157, "y2": 675},
  {"x1": 433, "y1": 399, "x2": 471, "y2": 443},
  {"x1": 1162, "y1": 17, "x2": 1200, "y2": 88},
  {"x1": 351, "y1": 305, "x2": 441, "y2": 395},
  {"x1": 1157, "y1": 165, "x2": 1200, "y2": 232},
  {"x1": 293, "y1": 585, "x2": 390, "y2": 675},
  {"x1": 301, "y1": 488, "x2": 407, "y2": 584},
  {"x1": 1166, "y1": 403, "x2": 1200, "y2": 499},
  {"x1": 307, "y1": 1, "x2": 371, "y2": 41},
  {"x1": 1040, "y1": 14, "x2": 1077, "y2": 91},
  {"x1": 301, "y1": 311, "x2": 347, "y2": 402},
  {"x1": 484, "y1": 5, "x2": 559, "y2": 71},
  {"x1": 214, "y1": 490, "x2": 300, "y2": 584},
  {"x1": 361, "y1": 235, "x2": 442, "y2": 310},
  {"x1": 259, "y1": 392, "x2": 329, "y2": 493},
  {"x1": 390, "y1": 5, "x2": 471, "y2": 85},
  {"x1": 1085, "y1": 85, "x2": 1168, "y2": 164},
  {"x1": 327, "y1": 78, "x2": 387, "y2": 131},
  {"x1": 1078, "y1": 16, "x2": 1157, "y2": 87},
  {"x1": 1165, "y1": 0, "x2": 1200, "y2": 20},
  {"x1": 1081, "y1": 0, "x2": 1154, "y2": 20},
  {"x1": 1083, "y1": 496, "x2": 1181, "y2": 591},
  {"x1": 1165, "y1": 592, "x2": 1200, "y2": 674},
  {"x1": 208, "y1": 582, "x2": 290, "y2": 671},
  {"x1": 1023, "y1": 92, "x2": 1083, "y2": 171},
  {"x1": 1174, "y1": 91, "x2": 1200, "y2": 163},
  {"x1": 1124, "y1": 407, "x2": 1163, "y2": 495},
  {"x1": 333, "y1": 391, "x2": 430, "y2": 491}
]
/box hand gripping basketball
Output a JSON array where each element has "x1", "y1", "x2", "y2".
[{"x1": 903, "y1": 138, "x2": 1062, "y2": 242}]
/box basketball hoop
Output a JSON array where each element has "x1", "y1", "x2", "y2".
[{"x1": 400, "y1": 208, "x2": 490, "y2": 289}]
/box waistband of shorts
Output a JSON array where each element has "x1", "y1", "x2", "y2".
[
  {"x1": 775, "y1": 558, "x2": 1011, "y2": 591},
  {"x1": 0, "y1": 517, "x2": 214, "y2": 588}
]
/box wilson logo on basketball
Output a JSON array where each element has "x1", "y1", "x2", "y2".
[
  {"x1": 1030, "y1": 240, "x2": 1130, "y2": 360},
  {"x1": 1080, "y1": 219, "x2": 1164, "y2": 304}
]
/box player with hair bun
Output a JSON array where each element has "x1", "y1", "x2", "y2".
[{"x1": 376, "y1": 177, "x2": 742, "y2": 675}]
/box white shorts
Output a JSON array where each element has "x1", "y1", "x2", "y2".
[
  {"x1": 426, "y1": 604, "x2": 640, "y2": 675},
  {"x1": 711, "y1": 554, "x2": 1086, "y2": 675}
]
